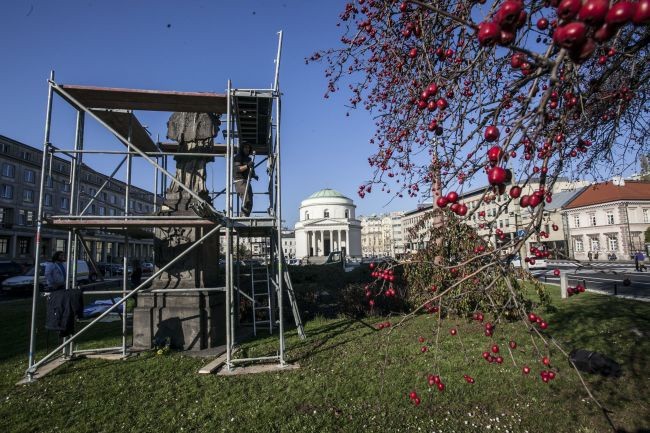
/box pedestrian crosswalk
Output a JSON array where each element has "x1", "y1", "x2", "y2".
[{"x1": 550, "y1": 261, "x2": 636, "y2": 269}]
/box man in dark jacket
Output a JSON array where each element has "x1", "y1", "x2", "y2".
[{"x1": 233, "y1": 143, "x2": 258, "y2": 217}]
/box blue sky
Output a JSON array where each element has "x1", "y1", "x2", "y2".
[{"x1": 0, "y1": 0, "x2": 421, "y2": 226}]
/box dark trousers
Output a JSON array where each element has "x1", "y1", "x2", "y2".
[{"x1": 234, "y1": 180, "x2": 253, "y2": 217}]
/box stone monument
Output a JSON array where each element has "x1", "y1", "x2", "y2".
[{"x1": 133, "y1": 112, "x2": 225, "y2": 351}]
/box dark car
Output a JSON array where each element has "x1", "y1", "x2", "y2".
[{"x1": 0, "y1": 261, "x2": 23, "y2": 285}]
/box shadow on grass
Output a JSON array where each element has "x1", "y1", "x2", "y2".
[{"x1": 548, "y1": 294, "x2": 650, "y2": 431}]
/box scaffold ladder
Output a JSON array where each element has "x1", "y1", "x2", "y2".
[{"x1": 250, "y1": 249, "x2": 273, "y2": 336}]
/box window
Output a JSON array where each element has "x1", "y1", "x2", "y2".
[
  {"x1": 607, "y1": 234, "x2": 618, "y2": 251},
  {"x1": 56, "y1": 239, "x2": 67, "y2": 253},
  {"x1": 574, "y1": 238, "x2": 584, "y2": 252},
  {"x1": 45, "y1": 175, "x2": 54, "y2": 188},
  {"x1": 99, "y1": 206, "x2": 105, "y2": 216},
  {"x1": 91, "y1": 204, "x2": 96, "y2": 214},
  {"x1": 1, "y1": 163, "x2": 15, "y2": 178},
  {"x1": 20, "y1": 150, "x2": 32, "y2": 161},
  {"x1": 62, "y1": 182, "x2": 70, "y2": 192},
  {"x1": 0, "y1": 207, "x2": 11, "y2": 227},
  {"x1": 0, "y1": 237, "x2": 8, "y2": 254},
  {"x1": 27, "y1": 211, "x2": 34, "y2": 225},
  {"x1": 1, "y1": 184, "x2": 13, "y2": 199},
  {"x1": 606, "y1": 211, "x2": 615, "y2": 225},
  {"x1": 305, "y1": 211, "x2": 309, "y2": 220},
  {"x1": 18, "y1": 237, "x2": 31, "y2": 255},
  {"x1": 644, "y1": 209, "x2": 649, "y2": 223},
  {"x1": 44, "y1": 194, "x2": 52, "y2": 207},
  {"x1": 345, "y1": 209, "x2": 350, "y2": 218},
  {"x1": 109, "y1": 208, "x2": 116, "y2": 216},
  {"x1": 590, "y1": 214, "x2": 597, "y2": 226},
  {"x1": 573, "y1": 215, "x2": 580, "y2": 228},
  {"x1": 110, "y1": 194, "x2": 117, "y2": 204},
  {"x1": 89, "y1": 188, "x2": 96, "y2": 197},
  {"x1": 18, "y1": 210, "x2": 27, "y2": 226},
  {"x1": 23, "y1": 189, "x2": 34, "y2": 203},
  {"x1": 101, "y1": 192, "x2": 107, "y2": 202},
  {"x1": 590, "y1": 237, "x2": 600, "y2": 251},
  {"x1": 505, "y1": 219, "x2": 510, "y2": 227},
  {"x1": 23, "y1": 169, "x2": 35, "y2": 184},
  {"x1": 1, "y1": 143, "x2": 10, "y2": 153},
  {"x1": 60, "y1": 197, "x2": 69, "y2": 209},
  {"x1": 324, "y1": 209, "x2": 330, "y2": 218}
]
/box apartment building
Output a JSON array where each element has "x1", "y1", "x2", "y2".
[{"x1": 0, "y1": 135, "x2": 156, "y2": 265}]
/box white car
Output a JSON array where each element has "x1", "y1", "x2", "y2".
[
  {"x1": 511, "y1": 256, "x2": 547, "y2": 270},
  {"x1": 2, "y1": 260, "x2": 91, "y2": 292}
]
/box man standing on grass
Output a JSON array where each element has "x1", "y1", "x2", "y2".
[{"x1": 44, "y1": 251, "x2": 66, "y2": 291}]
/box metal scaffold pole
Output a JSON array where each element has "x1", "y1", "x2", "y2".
[
  {"x1": 122, "y1": 115, "x2": 133, "y2": 357},
  {"x1": 27, "y1": 71, "x2": 55, "y2": 375},
  {"x1": 225, "y1": 79, "x2": 233, "y2": 370},
  {"x1": 274, "y1": 30, "x2": 286, "y2": 364}
]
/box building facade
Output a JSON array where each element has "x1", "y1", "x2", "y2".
[
  {"x1": 401, "y1": 178, "x2": 588, "y2": 257},
  {"x1": 294, "y1": 189, "x2": 362, "y2": 259},
  {"x1": 281, "y1": 230, "x2": 296, "y2": 259},
  {"x1": 0, "y1": 135, "x2": 156, "y2": 265},
  {"x1": 360, "y1": 211, "x2": 404, "y2": 258},
  {"x1": 563, "y1": 180, "x2": 650, "y2": 261}
]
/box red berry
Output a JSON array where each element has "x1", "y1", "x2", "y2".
[
  {"x1": 509, "y1": 186, "x2": 522, "y2": 199},
  {"x1": 528, "y1": 313, "x2": 537, "y2": 322},
  {"x1": 478, "y1": 21, "x2": 501, "y2": 46},
  {"x1": 578, "y1": 0, "x2": 610, "y2": 25},
  {"x1": 421, "y1": 346, "x2": 428, "y2": 353},
  {"x1": 553, "y1": 22, "x2": 587, "y2": 49},
  {"x1": 523, "y1": 366, "x2": 531, "y2": 374},
  {"x1": 605, "y1": 2, "x2": 637, "y2": 25},
  {"x1": 634, "y1": 0, "x2": 650, "y2": 25},
  {"x1": 496, "y1": 356, "x2": 504, "y2": 364},
  {"x1": 414, "y1": 396, "x2": 421, "y2": 405},
  {"x1": 496, "y1": 0, "x2": 524, "y2": 27},
  {"x1": 509, "y1": 340, "x2": 517, "y2": 349},
  {"x1": 553, "y1": 269, "x2": 561, "y2": 276},
  {"x1": 491, "y1": 344, "x2": 499, "y2": 354},
  {"x1": 542, "y1": 356, "x2": 551, "y2": 366},
  {"x1": 487, "y1": 167, "x2": 507, "y2": 185},
  {"x1": 409, "y1": 391, "x2": 417, "y2": 400},
  {"x1": 540, "y1": 321, "x2": 548, "y2": 330},
  {"x1": 436, "y1": 196, "x2": 449, "y2": 208},
  {"x1": 464, "y1": 374, "x2": 475, "y2": 384},
  {"x1": 418, "y1": 336, "x2": 425, "y2": 343},
  {"x1": 446, "y1": 191, "x2": 459, "y2": 203},
  {"x1": 557, "y1": 0, "x2": 582, "y2": 21},
  {"x1": 537, "y1": 18, "x2": 549, "y2": 30},
  {"x1": 450, "y1": 328, "x2": 457, "y2": 336},
  {"x1": 484, "y1": 126, "x2": 500, "y2": 142},
  {"x1": 436, "y1": 98, "x2": 448, "y2": 110},
  {"x1": 437, "y1": 382, "x2": 445, "y2": 392}
]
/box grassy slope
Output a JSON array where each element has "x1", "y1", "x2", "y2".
[{"x1": 0, "y1": 287, "x2": 648, "y2": 433}]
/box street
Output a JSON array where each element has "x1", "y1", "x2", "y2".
[{"x1": 533, "y1": 261, "x2": 650, "y2": 301}]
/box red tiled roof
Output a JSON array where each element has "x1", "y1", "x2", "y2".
[{"x1": 564, "y1": 181, "x2": 650, "y2": 209}]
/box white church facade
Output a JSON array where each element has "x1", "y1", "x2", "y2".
[{"x1": 294, "y1": 189, "x2": 362, "y2": 259}]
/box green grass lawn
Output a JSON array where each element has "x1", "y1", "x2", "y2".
[{"x1": 0, "y1": 287, "x2": 648, "y2": 433}]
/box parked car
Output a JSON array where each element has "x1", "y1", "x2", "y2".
[
  {"x1": 287, "y1": 258, "x2": 302, "y2": 266},
  {"x1": 0, "y1": 261, "x2": 24, "y2": 286},
  {"x1": 114, "y1": 265, "x2": 133, "y2": 276},
  {"x1": 511, "y1": 255, "x2": 547, "y2": 270},
  {"x1": 141, "y1": 262, "x2": 154, "y2": 273},
  {"x1": 1, "y1": 260, "x2": 93, "y2": 293}
]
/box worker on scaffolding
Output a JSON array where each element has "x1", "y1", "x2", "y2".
[{"x1": 233, "y1": 143, "x2": 258, "y2": 217}]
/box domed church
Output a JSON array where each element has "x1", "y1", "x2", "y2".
[{"x1": 294, "y1": 189, "x2": 362, "y2": 260}]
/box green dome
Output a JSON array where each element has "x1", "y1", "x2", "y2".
[{"x1": 307, "y1": 188, "x2": 350, "y2": 200}]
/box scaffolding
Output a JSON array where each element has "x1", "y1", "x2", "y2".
[{"x1": 24, "y1": 32, "x2": 305, "y2": 381}]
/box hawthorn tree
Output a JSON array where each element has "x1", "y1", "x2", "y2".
[{"x1": 310, "y1": 0, "x2": 649, "y2": 426}]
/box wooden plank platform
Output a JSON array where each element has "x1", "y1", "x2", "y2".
[
  {"x1": 17, "y1": 357, "x2": 69, "y2": 385},
  {"x1": 216, "y1": 362, "x2": 299, "y2": 376},
  {"x1": 59, "y1": 85, "x2": 227, "y2": 113}
]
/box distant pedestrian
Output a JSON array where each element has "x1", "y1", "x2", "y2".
[
  {"x1": 588, "y1": 251, "x2": 593, "y2": 262},
  {"x1": 131, "y1": 259, "x2": 142, "y2": 289},
  {"x1": 635, "y1": 251, "x2": 641, "y2": 271}
]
